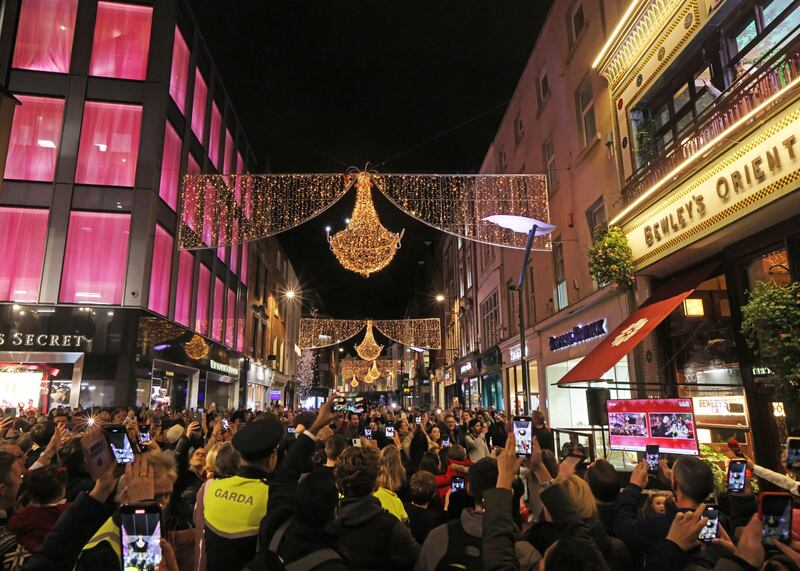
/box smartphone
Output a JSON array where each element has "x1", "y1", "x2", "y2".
[
  {"x1": 287, "y1": 427, "x2": 296, "y2": 434},
  {"x1": 415, "y1": 416, "x2": 422, "y2": 424},
  {"x1": 760, "y1": 492, "x2": 793, "y2": 547},
  {"x1": 222, "y1": 418, "x2": 229, "y2": 432},
  {"x1": 512, "y1": 416, "x2": 533, "y2": 457},
  {"x1": 120, "y1": 503, "x2": 162, "y2": 569},
  {"x1": 352, "y1": 438, "x2": 362, "y2": 447},
  {"x1": 364, "y1": 428, "x2": 372, "y2": 438},
  {"x1": 81, "y1": 429, "x2": 114, "y2": 480},
  {"x1": 105, "y1": 424, "x2": 136, "y2": 464},
  {"x1": 139, "y1": 429, "x2": 152, "y2": 446},
  {"x1": 451, "y1": 476, "x2": 465, "y2": 493},
  {"x1": 333, "y1": 398, "x2": 346, "y2": 413},
  {"x1": 385, "y1": 423, "x2": 395, "y2": 438},
  {"x1": 442, "y1": 437, "x2": 450, "y2": 447},
  {"x1": 727, "y1": 459, "x2": 747, "y2": 493},
  {"x1": 646, "y1": 445, "x2": 660, "y2": 475},
  {"x1": 787, "y1": 437, "x2": 800, "y2": 472},
  {"x1": 698, "y1": 507, "x2": 719, "y2": 542}
]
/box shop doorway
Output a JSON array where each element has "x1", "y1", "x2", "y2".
[
  {"x1": 150, "y1": 360, "x2": 199, "y2": 411},
  {"x1": 0, "y1": 351, "x2": 83, "y2": 412}
]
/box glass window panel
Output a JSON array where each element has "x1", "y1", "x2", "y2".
[
  {"x1": 60, "y1": 211, "x2": 130, "y2": 304},
  {"x1": 736, "y1": 19, "x2": 758, "y2": 53},
  {"x1": 0, "y1": 208, "x2": 48, "y2": 302},
  {"x1": 191, "y1": 70, "x2": 207, "y2": 143},
  {"x1": 226, "y1": 288, "x2": 235, "y2": 347},
  {"x1": 196, "y1": 264, "x2": 210, "y2": 334},
  {"x1": 159, "y1": 122, "x2": 181, "y2": 210},
  {"x1": 212, "y1": 277, "x2": 224, "y2": 341},
  {"x1": 236, "y1": 294, "x2": 245, "y2": 352},
  {"x1": 148, "y1": 225, "x2": 173, "y2": 316},
  {"x1": 4, "y1": 95, "x2": 65, "y2": 182},
  {"x1": 240, "y1": 244, "x2": 248, "y2": 283},
  {"x1": 673, "y1": 83, "x2": 691, "y2": 113},
  {"x1": 75, "y1": 101, "x2": 142, "y2": 187},
  {"x1": 209, "y1": 102, "x2": 222, "y2": 168},
  {"x1": 181, "y1": 154, "x2": 201, "y2": 233},
  {"x1": 676, "y1": 112, "x2": 694, "y2": 138},
  {"x1": 224, "y1": 129, "x2": 234, "y2": 174},
  {"x1": 12, "y1": 0, "x2": 78, "y2": 73},
  {"x1": 764, "y1": 0, "x2": 793, "y2": 25},
  {"x1": 175, "y1": 250, "x2": 193, "y2": 326},
  {"x1": 169, "y1": 28, "x2": 190, "y2": 114},
  {"x1": 89, "y1": 2, "x2": 152, "y2": 80}
]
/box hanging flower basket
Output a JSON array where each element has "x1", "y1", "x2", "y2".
[{"x1": 588, "y1": 226, "x2": 634, "y2": 289}]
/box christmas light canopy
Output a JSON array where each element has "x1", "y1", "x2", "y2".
[
  {"x1": 177, "y1": 171, "x2": 550, "y2": 252},
  {"x1": 299, "y1": 318, "x2": 441, "y2": 350}
]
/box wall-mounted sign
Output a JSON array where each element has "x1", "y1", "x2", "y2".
[
  {"x1": 0, "y1": 332, "x2": 88, "y2": 348},
  {"x1": 210, "y1": 359, "x2": 239, "y2": 376},
  {"x1": 692, "y1": 395, "x2": 746, "y2": 417},
  {"x1": 509, "y1": 344, "x2": 528, "y2": 362},
  {"x1": 459, "y1": 362, "x2": 473, "y2": 375},
  {"x1": 624, "y1": 101, "x2": 800, "y2": 269},
  {"x1": 549, "y1": 320, "x2": 606, "y2": 351}
]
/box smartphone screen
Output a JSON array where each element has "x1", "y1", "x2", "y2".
[
  {"x1": 139, "y1": 430, "x2": 151, "y2": 446},
  {"x1": 512, "y1": 416, "x2": 533, "y2": 457},
  {"x1": 761, "y1": 493, "x2": 793, "y2": 546},
  {"x1": 727, "y1": 459, "x2": 747, "y2": 493},
  {"x1": 352, "y1": 438, "x2": 362, "y2": 447},
  {"x1": 385, "y1": 423, "x2": 394, "y2": 438},
  {"x1": 442, "y1": 437, "x2": 450, "y2": 447},
  {"x1": 364, "y1": 428, "x2": 372, "y2": 438},
  {"x1": 333, "y1": 398, "x2": 346, "y2": 413},
  {"x1": 105, "y1": 426, "x2": 135, "y2": 464},
  {"x1": 699, "y1": 507, "x2": 719, "y2": 542},
  {"x1": 287, "y1": 427, "x2": 296, "y2": 434},
  {"x1": 415, "y1": 416, "x2": 421, "y2": 424},
  {"x1": 81, "y1": 429, "x2": 114, "y2": 480},
  {"x1": 222, "y1": 418, "x2": 229, "y2": 431},
  {"x1": 120, "y1": 504, "x2": 162, "y2": 569},
  {"x1": 787, "y1": 438, "x2": 800, "y2": 472},
  {"x1": 646, "y1": 445, "x2": 659, "y2": 475},
  {"x1": 451, "y1": 476, "x2": 465, "y2": 492}
]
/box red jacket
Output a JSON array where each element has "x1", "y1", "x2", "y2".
[
  {"x1": 7, "y1": 502, "x2": 70, "y2": 551},
  {"x1": 435, "y1": 458, "x2": 472, "y2": 503}
]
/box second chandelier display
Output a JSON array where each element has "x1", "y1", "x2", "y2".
[{"x1": 326, "y1": 171, "x2": 404, "y2": 277}]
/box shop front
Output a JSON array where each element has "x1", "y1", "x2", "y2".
[
  {"x1": 136, "y1": 316, "x2": 243, "y2": 412},
  {"x1": 538, "y1": 288, "x2": 631, "y2": 430},
  {"x1": 246, "y1": 361, "x2": 272, "y2": 411},
  {"x1": 501, "y1": 338, "x2": 540, "y2": 416},
  {"x1": 442, "y1": 367, "x2": 457, "y2": 409},
  {"x1": 453, "y1": 353, "x2": 478, "y2": 411},
  {"x1": 0, "y1": 305, "x2": 130, "y2": 411},
  {"x1": 478, "y1": 346, "x2": 503, "y2": 410}
]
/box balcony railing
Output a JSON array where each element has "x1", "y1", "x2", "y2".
[{"x1": 622, "y1": 27, "x2": 800, "y2": 205}]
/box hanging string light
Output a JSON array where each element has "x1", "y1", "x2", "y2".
[
  {"x1": 339, "y1": 359, "x2": 401, "y2": 381},
  {"x1": 299, "y1": 318, "x2": 441, "y2": 350},
  {"x1": 177, "y1": 171, "x2": 550, "y2": 252},
  {"x1": 355, "y1": 320, "x2": 383, "y2": 361},
  {"x1": 327, "y1": 172, "x2": 404, "y2": 277}
]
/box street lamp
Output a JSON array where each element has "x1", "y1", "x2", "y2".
[
  {"x1": 484, "y1": 215, "x2": 555, "y2": 415},
  {"x1": 435, "y1": 294, "x2": 445, "y2": 303},
  {"x1": 284, "y1": 289, "x2": 296, "y2": 300}
]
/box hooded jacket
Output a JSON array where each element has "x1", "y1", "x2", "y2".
[{"x1": 328, "y1": 495, "x2": 419, "y2": 571}]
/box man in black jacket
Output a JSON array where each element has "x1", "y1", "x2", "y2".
[{"x1": 330, "y1": 445, "x2": 420, "y2": 570}]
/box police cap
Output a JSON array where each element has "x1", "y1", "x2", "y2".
[{"x1": 232, "y1": 415, "x2": 283, "y2": 461}]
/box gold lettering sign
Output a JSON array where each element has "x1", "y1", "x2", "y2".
[
  {"x1": 623, "y1": 101, "x2": 800, "y2": 269},
  {"x1": 0, "y1": 332, "x2": 88, "y2": 348}
]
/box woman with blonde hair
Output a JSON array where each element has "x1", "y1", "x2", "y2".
[{"x1": 374, "y1": 444, "x2": 409, "y2": 520}]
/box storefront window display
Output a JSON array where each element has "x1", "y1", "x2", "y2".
[
  {"x1": 481, "y1": 373, "x2": 503, "y2": 410},
  {"x1": 506, "y1": 360, "x2": 539, "y2": 415}
]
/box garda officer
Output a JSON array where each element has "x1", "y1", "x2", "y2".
[{"x1": 202, "y1": 415, "x2": 283, "y2": 571}]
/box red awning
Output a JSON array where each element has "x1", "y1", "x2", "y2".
[{"x1": 557, "y1": 262, "x2": 719, "y2": 385}]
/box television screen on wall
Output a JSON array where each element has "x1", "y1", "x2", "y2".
[{"x1": 607, "y1": 398, "x2": 699, "y2": 455}]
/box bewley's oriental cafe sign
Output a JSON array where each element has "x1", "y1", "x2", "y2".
[{"x1": 623, "y1": 99, "x2": 800, "y2": 269}]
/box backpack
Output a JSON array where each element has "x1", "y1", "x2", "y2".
[
  {"x1": 242, "y1": 518, "x2": 343, "y2": 571},
  {"x1": 434, "y1": 520, "x2": 483, "y2": 571}
]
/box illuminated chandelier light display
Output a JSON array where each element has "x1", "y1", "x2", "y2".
[
  {"x1": 177, "y1": 172, "x2": 551, "y2": 253},
  {"x1": 299, "y1": 318, "x2": 441, "y2": 350},
  {"x1": 350, "y1": 375, "x2": 359, "y2": 388},
  {"x1": 339, "y1": 359, "x2": 401, "y2": 381},
  {"x1": 355, "y1": 321, "x2": 383, "y2": 361},
  {"x1": 327, "y1": 172, "x2": 404, "y2": 277},
  {"x1": 365, "y1": 360, "x2": 381, "y2": 383}
]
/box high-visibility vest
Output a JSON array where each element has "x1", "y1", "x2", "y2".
[
  {"x1": 78, "y1": 516, "x2": 120, "y2": 566},
  {"x1": 374, "y1": 487, "x2": 408, "y2": 521},
  {"x1": 203, "y1": 476, "x2": 269, "y2": 539}
]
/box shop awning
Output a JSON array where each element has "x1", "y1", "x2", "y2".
[{"x1": 557, "y1": 262, "x2": 719, "y2": 385}]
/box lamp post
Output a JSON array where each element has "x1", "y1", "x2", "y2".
[{"x1": 484, "y1": 216, "x2": 555, "y2": 415}]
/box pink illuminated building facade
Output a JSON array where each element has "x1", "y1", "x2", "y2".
[{"x1": 0, "y1": 0, "x2": 299, "y2": 412}]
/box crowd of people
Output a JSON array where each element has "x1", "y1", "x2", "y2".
[{"x1": 0, "y1": 399, "x2": 798, "y2": 570}]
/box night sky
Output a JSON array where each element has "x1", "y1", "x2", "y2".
[{"x1": 192, "y1": 1, "x2": 552, "y2": 318}]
